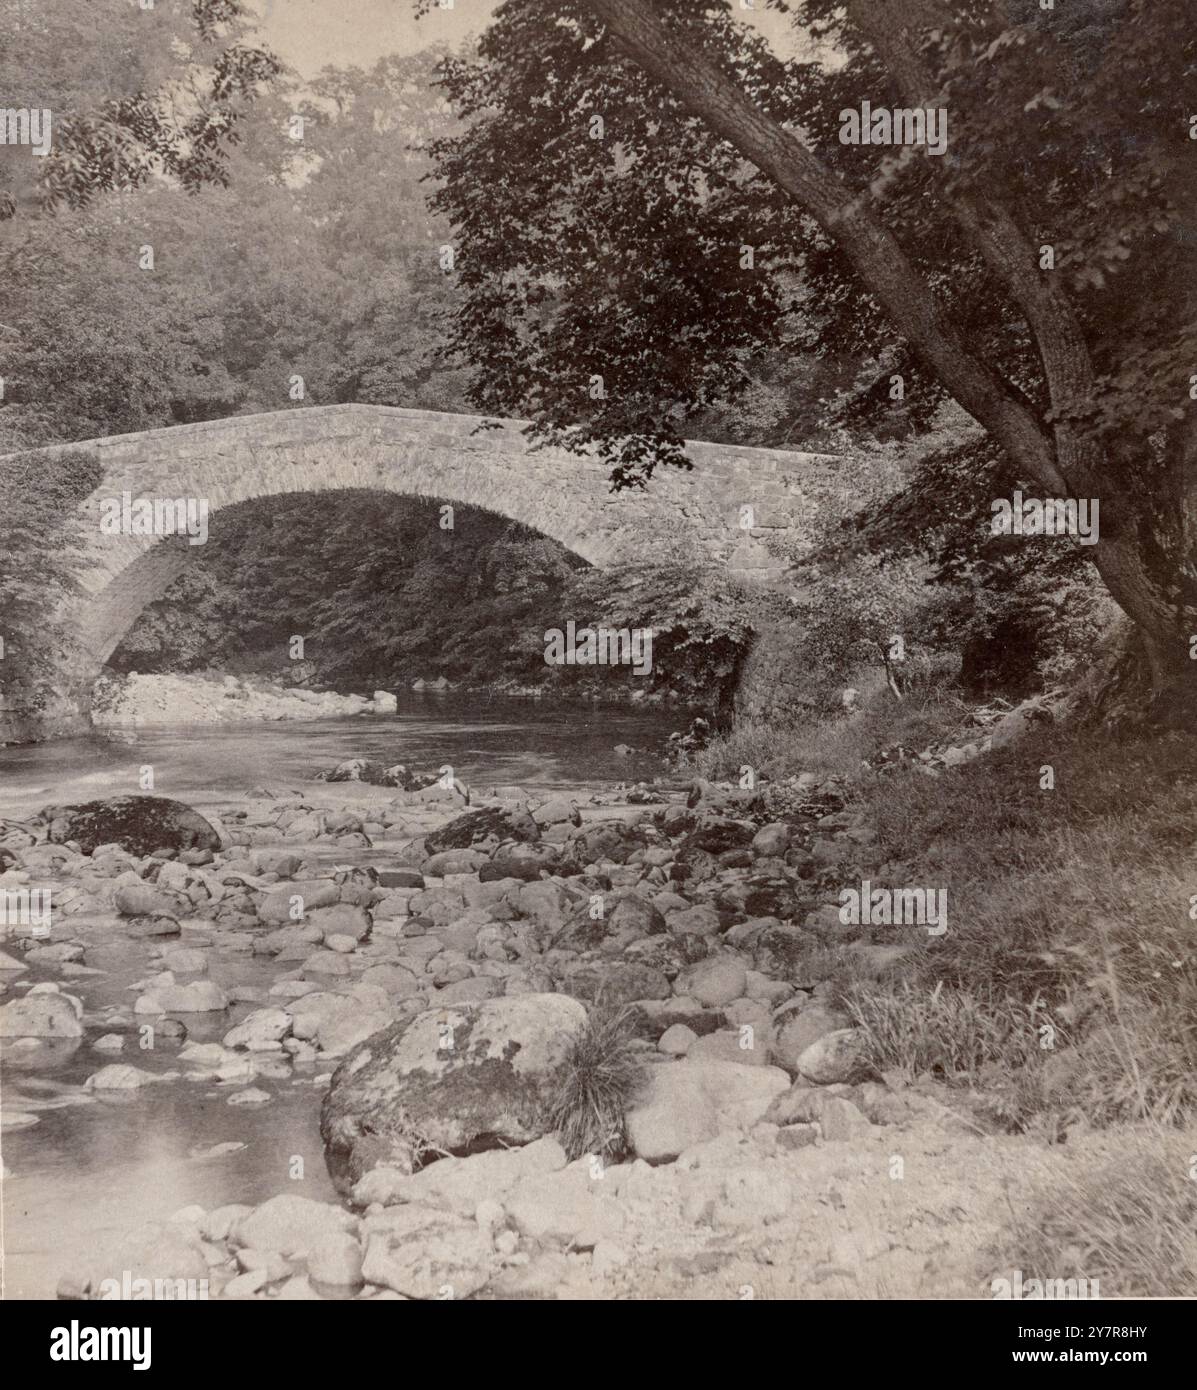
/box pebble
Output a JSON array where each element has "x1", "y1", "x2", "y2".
[{"x1": 226, "y1": 1087, "x2": 271, "y2": 1106}]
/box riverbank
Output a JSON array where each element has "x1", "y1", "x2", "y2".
[
  {"x1": 4, "y1": 728, "x2": 1191, "y2": 1299},
  {"x1": 90, "y1": 673, "x2": 397, "y2": 726},
  {"x1": 88, "y1": 671, "x2": 700, "y2": 731}
]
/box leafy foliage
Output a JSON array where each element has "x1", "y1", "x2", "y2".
[
  {"x1": 560, "y1": 557, "x2": 761, "y2": 706},
  {"x1": 113, "y1": 493, "x2": 766, "y2": 706},
  {"x1": 429, "y1": 0, "x2": 1197, "y2": 675},
  {"x1": 0, "y1": 45, "x2": 468, "y2": 450},
  {"x1": 112, "y1": 493, "x2": 584, "y2": 690},
  {"x1": 0, "y1": 449, "x2": 103, "y2": 712},
  {"x1": 0, "y1": 0, "x2": 280, "y2": 220}
]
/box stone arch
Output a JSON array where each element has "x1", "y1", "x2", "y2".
[{"x1": 3, "y1": 404, "x2": 833, "y2": 736}]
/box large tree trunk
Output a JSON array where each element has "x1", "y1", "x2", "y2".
[
  {"x1": 1088, "y1": 414, "x2": 1197, "y2": 715},
  {"x1": 1089, "y1": 532, "x2": 1197, "y2": 723}
]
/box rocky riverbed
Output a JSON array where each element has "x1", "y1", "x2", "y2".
[{"x1": 0, "y1": 771, "x2": 1089, "y2": 1300}]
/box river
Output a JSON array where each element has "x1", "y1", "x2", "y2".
[
  {"x1": 0, "y1": 697, "x2": 684, "y2": 1299},
  {"x1": 0, "y1": 694, "x2": 682, "y2": 818}
]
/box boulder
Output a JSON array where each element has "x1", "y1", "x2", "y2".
[
  {"x1": 424, "y1": 807, "x2": 539, "y2": 856},
  {"x1": 308, "y1": 1231, "x2": 364, "y2": 1287},
  {"x1": 687, "y1": 1029, "x2": 770, "y2": 1066},
  {"x1": 231, "y1": 1196, "x2": 357, "y2": 1258},
  {"x1": 436, "y1": 977, "x2": 503, "y2": 1005},
  {"x1": 114, "y1": 884, "x2": 183, "y2": 918},
  {"x1": 256, "y1": 880, "x2": 340, "y2": 922},
  {"x1": 625, "y1": 1059, "x2": 789, "y2": 1163},
  {"x1": 223, "y1": 1008, "x2": 292, "y2": 1050},
  {"x1": 359, "y1": 1206, "x2": 496, "y2": 1300},
  {"x1": 766, "y1": 1087, "x2": 870, "y2": 1140},
  {"x1": 40, "y1": 796, "x2": 221, "y2": 857},
  {"x1": 302, "y1": 951, "x2": 352, "y2": 978},
  {"x1": 571, "y1": 821, "x2": 643, "y2": 865},
  {"x1": 563, "y1": 960, "x2": 671, "y2": 1008},
  {"x1": 359, "y1": 963, "x2": 421, "y2": 997},
  {"x1": 355, "y1": 1135, "x2": 567, "y2": 1214},
  {"x1": 483, "y1": 842, "x2": 571, "y2": 880},
  {"x1": 288, "y1": 991, "x2": 357, "y2": 1041},
  {"x1": 516, "y1": 879, "x2": 571, "y2": 929},
  {"x1": 796, "y1": 1027, "x2": 872, "y2": 1085},
  {"x1": 751, "y1": 822, "x2": 792, "y2": 857},
  {"x1": 664, "y1": 903, "x2": 722, "y2": 938},
  {"x1": 124, "y1": 915, "x2": 181, "y2": 938},
  {"x1": 306, "y1": 903, "x2": 371, "y2": 942},
  {"x1": 680, "y1": 955, "x2": 748, "y2": 1008},
  {"x1": 625, "y1": 934, "x2": 699, "y2": 979},
  {"x1": 422, "y1": 848, "x2": 487, "y2": 877},
  {"x1": 0, "y1": 989, "x2": 83, "y2": 1038},
  {"x1": 769, "y1": 1004, "x2": 852, "y2": 1073},
  {"x1": 658, "y1": 1024, "x2": 696, "y2": 1056},
  {"x1": 86, "y1": 1063, "x2": 156, "y2": 1090},
  {"x1": 378, "y1": 869, "x2": 424, "y2": 890},
  {"x1": 320, "y1": 993, "x2": 587, "y2": 1193},
  {"x1": 149, "y1": 981, "x2": 229, "y2": 1013},
  {"x1": 315, "y1": 1008, "x2": 393, "y2": 1057},
  {"x1": 679, "y1": 817, "x2": 756, "y2": 856},
  {"x1": 505, "y1": 1169, "x2": 626, "y2": 1245},
  {"x1": 553, "y1": 891, "x2": 665, "y2": 953},
  {"x1": 532, "y1": 797, "x2": 580, "y2": 828},
  {"x1": 66, "y1": 1222, "x2": 208, "y2": 1299}
]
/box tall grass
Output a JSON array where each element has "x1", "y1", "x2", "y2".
[
  {"x1": 989, "y1": 1131, "x2": 1197, "y2": 1298},
  {"x1": 843, "y1": 979, "x2": 1060, "y2": 1087}
]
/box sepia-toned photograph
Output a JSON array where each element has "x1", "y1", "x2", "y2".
[{"x1": 0, "y1": 0, "x2": 1194, "y2": 1337}]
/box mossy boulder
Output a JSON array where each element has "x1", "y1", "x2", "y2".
[
  {"x1": 39, "y1": 796, "x2": 221, "y2": 857},
  {"x1": 320, "y1": 994, "x2": 587, "y2": 1195},
  {"x1": 423, "y1": 806, "x2": 539, "y2": 856}
]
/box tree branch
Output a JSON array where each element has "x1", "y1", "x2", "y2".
[{"x1": 580, "y1": 0, "x2": 1063, "y2": 490}]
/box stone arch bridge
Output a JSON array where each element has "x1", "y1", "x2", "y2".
[{"x1": 2, "y1": 404, "x2": 833, "y2": 739}]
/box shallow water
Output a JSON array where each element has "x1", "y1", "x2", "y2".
[
  {"x1": 0, "y1": 693, "x2": 679, "y2": 818},
  {"x1": 0, "y1": 697, "x2": 683, "y2": 1299}
]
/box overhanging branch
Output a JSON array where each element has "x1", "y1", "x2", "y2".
[{"x1": 580, "y1": 0, "x2": 1062, "y2": 490}]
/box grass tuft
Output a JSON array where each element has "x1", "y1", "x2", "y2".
[{"x1": 545, "y1": 1005, "x2": 646, "y2": 1161}]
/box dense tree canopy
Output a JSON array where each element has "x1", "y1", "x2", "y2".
[
  {"x1": 430, "y1": 0, "x2": 1197, "y2": 706},
  {"x1": 0, "y1": 40, "x2": 466, "y2": 448}
]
